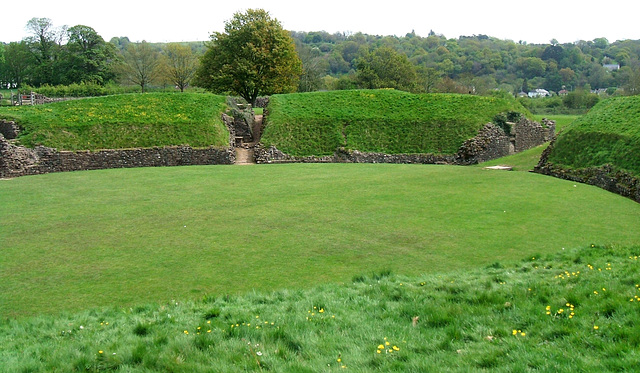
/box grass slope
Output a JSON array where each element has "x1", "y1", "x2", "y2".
[
  {"x1": 2, "y1": 164, "x2": 640, "y2": 317},
  {"x1": 0, "y1": 93, "x2": 229, "y2": 150},
  {"x1": 547, "y1": 96, "x2": 640, "y2": 176},
  {"x1": 2, "y1": 245, "x2": 639, "y2": 372},
  {"x1": 261, "y1": 90, "x2": 529, "y2": 156}
]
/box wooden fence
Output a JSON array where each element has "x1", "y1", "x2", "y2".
[{"x1": 7, "y1": 92, "x2": 71, "y2": 106}]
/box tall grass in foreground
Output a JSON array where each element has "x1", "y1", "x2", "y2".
[
  {"x1": 1, "y1": 245, "x2": 639, "y2": 372},
  {"x1": 2, "y1": 164, "x2": 640, "y2": 318}
]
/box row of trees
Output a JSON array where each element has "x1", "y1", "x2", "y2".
[
  {"x1": 0, "y1": 18, "x2": 199, "y2": 93},
  {"x1": 2, "y1": 12, "x2": 640, "y2": 104}
]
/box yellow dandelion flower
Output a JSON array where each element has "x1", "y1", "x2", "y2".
[
  {"x1": 594, "y1": 291, "x2": 598, "y2": 295},
  {"x1": 319, "y1": 309, "x2": 324, "y2": 313},
  {"x1": 337, "y1": 358, "x2": 341, "y2": 362},
  {"x1": 594, "y1": 325, "x2": 599, "y2": 330},
  {"x1": 520, "y1": 332, "x2": 526, "y2": 336},
  {"x1": 207, "y1": 330, "x2": 211, "y2": 333},
  {"x1": 393, "y1": 346, "x2": 400, "y2": 351},
  {"x1": 385, "y1": 341, "x2": 390, "y2": 346},
  {"x1": 377, "y1": 350, "x2": 381, "y2": 354},
  {"x1": 546, "y1": 305, "x2": 551, "y2": 310},
  {"x1": 207, "y1": 320, "x2": 211, "y2": 324},
  {"x1": 184, "y1": 330, "x2": 189, "y2": 334},
  {"x1": 566, "y1": 303, "x2": 571, "y2": 307},
  {"x1": 378, "y1": 344, "x2": 384, "y2": 349},
  {"x1": 512, "y1": 330, "x2": 518, "y2": 335},
  {"x1": 99, "y1": 350, "x2": 103, "y2": 354}
]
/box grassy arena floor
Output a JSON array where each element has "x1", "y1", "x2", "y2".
[{"x1": 2, "y1": 164, "x2": 640, "y2": 318}]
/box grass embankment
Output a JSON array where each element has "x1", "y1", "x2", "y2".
[
  {"x1": 261, "y1": 90, "x2": 530, "y2": 156},
  {"x1": 2, "y1": 164, "x2": 640, "y2": 318},
  {"x1": 546, "y1": 96, "x2": 640, "y2": 176},
  {"x1": 0, "y1": 93, "x2": 229, "y2": 150},
  {"x1": 2, "y1": 245, "x2": 639, "y2": 371}
]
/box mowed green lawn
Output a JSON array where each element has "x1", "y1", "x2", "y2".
[{"x1": 2, "y1": 163, "x2": 640, "y2": 317}]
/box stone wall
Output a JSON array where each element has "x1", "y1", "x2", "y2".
[
  {"x1": 0, "y1": 119, "x2": 20, "y2": 139},
  {"x1": 514, "y1": 118, "x2": 555, "y2": 153},
  {"x1": 254, "y1": 144, "x2": 455, "y2": 164},
  {"x1": 0, "y1": 136, "x2": 234, "y2": 178},
  {"x1": 534, "y1": 140, "x2": 640, "y2": 203}
]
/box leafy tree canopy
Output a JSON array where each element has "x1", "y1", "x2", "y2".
[
  {"x1": 194, "y1": 9, "x2": 302, "y2": 104},
  {"x1": 355, "y1": 46, "x2": 418, "y2": 92}
]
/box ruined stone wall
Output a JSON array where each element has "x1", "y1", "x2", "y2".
[
  {"x1": 254, "y1": 144, "x2": 455, "y2": 164},
  {"x1": 0, "y1": 119, "x2": 20, "y2": 139},
  {"x1": 514, "y1": 118, "x2": 555, "y2": 153},
  {"x1": 0, "y1": 136, "x2": 234, "y2": 178}
]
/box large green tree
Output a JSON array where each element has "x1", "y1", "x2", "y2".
[
  {"x1": 2, "y1": 41, "x2": 31, "y2": 88},
  {"x1": 194, "y1": 9, "x2": 301, "y2": 104},
  {"x1": 60, "y1": 25, "x2": 117, "y2": 85},
  {"x1": 24, "y1": 17, "x2": 64, "y2": 86}
]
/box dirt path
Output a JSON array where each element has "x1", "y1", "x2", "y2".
[
  {"x1": 235, "y1": 147, "x2": 255, "y2": 165},
  {"x1": 234, "y1": 114, "x2": 263, "y2": 165},
  {"x1": 248, "y1": 114, "x2": 263, "y2": 146}
]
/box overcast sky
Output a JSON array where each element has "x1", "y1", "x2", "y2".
[{"x1": 3, "y1": 0, "x2": 640, "y2": 45}]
